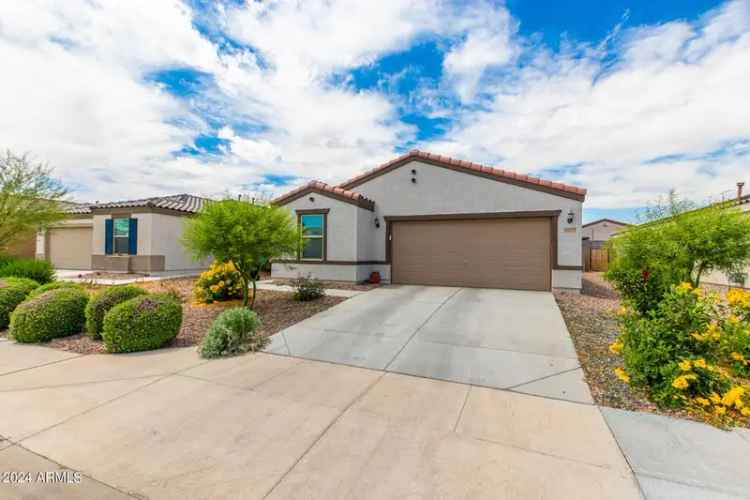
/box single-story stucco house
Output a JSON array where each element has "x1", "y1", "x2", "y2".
[
  {"x1": 703, "y1": 186, "x2": 749, "y2": 288},
  {"x1": 581, "y1": 218, "x2": 630, "y2": 272},
  {"x1": 272, "y1": 150, "x2": 587, "y2": 291},
  {"x1": 34, "y1": 194, "x2": 210, "y2": 273},
  {"x1": 582, "y1": 218, "x2": 629, "y2": 243}
]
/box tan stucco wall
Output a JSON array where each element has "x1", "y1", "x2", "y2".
[
  {"x1": 582, "y1": 221, "x2": 627, "y2": 242},
  {"x1": 91, "y1": 212, "x2": 208, "y2": 271},
  {"x1": 147, "y1": 213, "x2": 209, "y2": 271},
  {"x1": 272, "y1": 262, "x2": 390, "y2": 282},
  {"x1": 354, "y1": 159, "x2": 583, "y2": 287},
  {"x1": 278, "y1": 195, "x2": 361, "y2": 261},
  {"x1": 703, "y1": 266, "x2": 750, "y2": 288}
]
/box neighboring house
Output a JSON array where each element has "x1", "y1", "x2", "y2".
[
  {"x1": 582, "y1": 218, "x2": 629, "y2": 243},
  {"x1": 581, "y1": 218, "x2": 630, "y2": 272},
  {"x1": 3, "y1": 200, "x2": 81, "y2": 259},
  {"x1": 4, "y1": 235, "x2": 36, "y2": 258},
  {"x1": 703, "y1": 187, "x2": 750, "y2": 288},
  {"x1": 271, "y1": 150, "x2": 586, "y2": 291},
  {"x1": 35, "y1": 194, "x2": 210, "y2": 273}
]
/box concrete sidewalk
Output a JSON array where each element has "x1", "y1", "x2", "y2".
[
  {"x1": 602, "y1": 408, "x2": 750, "y2": 500},
  {"x1": 0, "y1": 343, "x2": 642, "y2": 500}
]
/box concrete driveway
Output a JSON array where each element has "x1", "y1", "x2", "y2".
[
  {"x1": 3, "y1": 287, "x2": 749, "y2": 499},
  {"x1": 265, "y1": 285, "x2": 592, "y2": 403}
]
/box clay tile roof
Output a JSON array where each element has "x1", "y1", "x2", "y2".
[
  {"x1": 63, "y1": 203, "x2": 93, "y2": 215},
  {"x1": 272, "y1": 181, "x2": 375, "y2": 211},
  {"x1": 338, "y1": 150, "x2": 587, "y2": 201},
  {"x1": 87, "y1": 194, "x2": 208, "y2": 214}
]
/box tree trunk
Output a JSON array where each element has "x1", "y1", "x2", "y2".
[
  {"x1": 241, "y1": 275, "x2": 250, "y2": 308},
  {"x1": 693, "y1": 262, "x2": 706, "y2": 288},
  {"x1": 250, "y1": 278, "x2": 257, "y2": 310}
]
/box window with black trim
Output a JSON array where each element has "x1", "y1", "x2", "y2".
[
  {"x1": 113, "y1": 217, "x2": 130, "y2": 254},
  {"x1": 300, "y1": 213, "x2": 325, "y2": 260}
]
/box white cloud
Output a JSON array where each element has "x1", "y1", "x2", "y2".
[
  {"x1": 0, "y1": 0, "x2": 222, "y2": 202},
  {"x1": 225, "y1": 0, "x2": 440, "y2": 80},
  {"x1": 442, "y1": 1, "x2": 518, "y2": 101},
  {"x1": 425, "y1": 0, "x2": 750, "y2": 208},
  {"x1": 1, "y1": 0, "x2": 749, "y2": 210}
]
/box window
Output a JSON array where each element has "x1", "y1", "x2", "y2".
[
  {"x1": 300, "y1": 213, "x2": 325, "y2": 260},
  {"x1": 113, "y1": 218, "x2": 130, "y2": 254}
]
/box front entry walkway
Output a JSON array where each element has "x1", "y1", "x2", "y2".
[{"x1": 265, "y1": 285, "x2": 592, "y2": 403}]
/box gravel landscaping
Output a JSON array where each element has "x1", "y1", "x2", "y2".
[
  {"x1": 554, "y1": 274, "x2": 651, "y2": 411},
  {"x1": 1, "y1": 277, "x2": 346, "y2": 354}
]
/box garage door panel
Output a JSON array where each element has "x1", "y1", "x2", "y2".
[
  {"x1": 391, "y1": 218, "x2": 551, "y2": 290},
  {"x1": 48, "y1": 227, "x2": 93, "y2": 270}
]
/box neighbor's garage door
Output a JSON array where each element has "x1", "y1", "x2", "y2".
[
  {"x1": 391, "y1": 217, "x2": 552, "y2": 290},
  {"x1": 48, "y1": 227, "x2": 93, "y2": 270}
]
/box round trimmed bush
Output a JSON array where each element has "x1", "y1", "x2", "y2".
[
  {"x1": 102, "y1": 294, "x2": 182, "y2": 353},
  {"x1": 85, "y1": 285, "x2": 148, "y2": 339},
  {"x1": 28, "y1": 281, "x2": 84, "y2": 300},
  {"x1": 0, "y1": 277, "x2": 40, "y2": 329},
  {"x1": 9, "y1": 288, "x2": 88, "y2": 343},
  {"x1": 200, "y1": 307, "x2": 264, "y2": 359}
]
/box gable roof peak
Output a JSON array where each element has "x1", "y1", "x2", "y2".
[
  {"x1": 272, "y1": 180, "x2": 375, "y2": 211},
  {"x1": 338, "y1": 150, "x2": 586, "y2": 201}
]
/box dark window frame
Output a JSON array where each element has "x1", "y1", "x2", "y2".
[
  {"x1": 112, "y1": 217, "x2": 130, "y2": 255},
  {"x1": 297, "y1": 209, "x2": 328, "y2": 261}
]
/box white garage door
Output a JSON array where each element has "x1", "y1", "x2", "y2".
[{"x1": 48, "y1": 227, "x2": 93, "y2": 270}]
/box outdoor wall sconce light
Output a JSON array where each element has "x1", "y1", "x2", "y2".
[
  {"x1": 567, "y1": 210, "x2": 575, "y2": 224},
  {"x1": 308, "y1": 196, "x2": 315, "y2": 202},
  {"x1": 374, "y1": 217, "x2": 381, "y2": 228}
]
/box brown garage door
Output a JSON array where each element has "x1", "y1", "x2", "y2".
[
  {"x1": 390, "y1": 217, "x2": 552, "y2": 290},
  {"x1": 48, "y1": 227, "x2": 93, "y2": 270}
]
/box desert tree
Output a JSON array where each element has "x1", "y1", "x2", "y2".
[{"x1": 0, "y1": 151, "x2": 68, "y2": 254}]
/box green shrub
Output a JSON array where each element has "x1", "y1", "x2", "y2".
[
  {"x1": 605, "y1": 267, "x2": 668, "y2": 316},
  {"x1": 85, "y1": 285, "x2": 148, "y2": 339},
  {"x1": 0, "y1": 258, "x2": 55, "y2": 284},
  {"x1": 292, "y1": 275, "x2": 325, "y2": 301},
  {"x1": 200, "y1": 307, "x2": 265, "y2": 358},
  {"x1": 102, "y1": 294, "x2": 182, "y2": 353},
  {"x1": 9, "y1": 288, "x2": 88, "y2": 343},
  {"x1": 0, "y1": 255, "x2": 16, "y2": 268},
  {"x1": 193, "y1": 261, "x2": 244, "y2": 304},
  {"x1": 613, "y1": 283, "x2": 750, "y2": 426},
  {"x1": 606, "y1": 194, "x2": 750, "y2": 315},
  {"x1": 27, "y1": 281, "x2": 84, "y2": 300},
  {"x1": 0, "y1": 277, "x2": 40, "y2": 329}
]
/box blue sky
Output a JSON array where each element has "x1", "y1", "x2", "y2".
[{"x1": 1, "y1": 0, "x2": 749, "y2": 223}]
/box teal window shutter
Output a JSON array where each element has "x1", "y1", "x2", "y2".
[
  {"x1": 128, "y1": 218, "x2": 138, "y2": 255},
  {"x1": 105, "y1": 219, "x2": 113, "y2": 255}
]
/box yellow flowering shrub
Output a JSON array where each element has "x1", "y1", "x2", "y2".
[
  {"x1": 613, "y1": 367, "x2": 630, "y2": 383},
  {"x1": 614, "y1": 282, "x2": 750, "y2": 427},
  {"x1": 193, "y1": 261, "x2": 244, "y2": 304},
  {"x1": 719, "y1": 288, "x2": 750, "y2": 378}
]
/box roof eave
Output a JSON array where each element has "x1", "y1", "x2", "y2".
[{"x1": 273, "y1": 185, "x2": 375, "y2": 211}]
